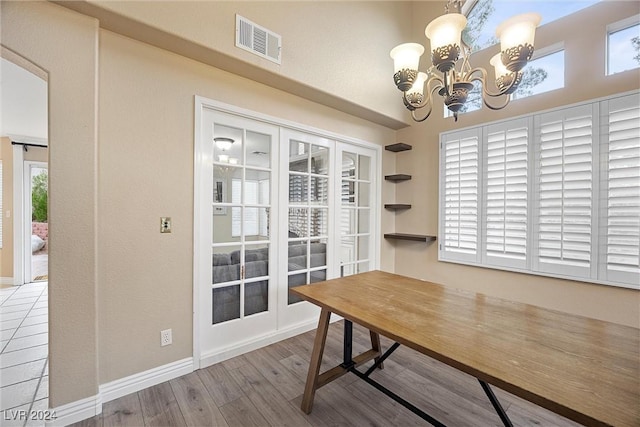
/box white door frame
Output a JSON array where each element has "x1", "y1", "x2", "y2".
[
  {"x1": 23, "y1": 161, "x2": 47, "y2": 283},
  {"x1": 12, "y1": 145, "x2": 25, "y2": 286},
  {"x1": 193, "y1": 96, "x2": 382, "y2": 368}
]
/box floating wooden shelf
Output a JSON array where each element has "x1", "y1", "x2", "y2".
[
  {"x1": 385, "y1": 174, "x2": 412, "y2": 182},
  {"x1": 384, "y1": 204, "x2": 411, "y2": 210},
  {"x1": 384, "y1": 233, "x2": 437, "y2": 242},
  {"x1": 385, "y1": 143, "x2": 412, "y2": 152}
]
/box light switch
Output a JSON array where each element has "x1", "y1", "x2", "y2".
[{"x1": 160, "y1": 217, "x2": 172, "y2": 233}]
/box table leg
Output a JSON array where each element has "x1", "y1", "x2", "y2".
[
  {"x1": 301, "y1": 308, "x2": 331, "y2": 414},
  {"x1": 369, "y1": 330, "x2": 384, "y2": 369}
]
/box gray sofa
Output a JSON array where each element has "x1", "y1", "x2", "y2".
[{"x1": 212, "y1": 242, "x2": 326, "y2": 323}]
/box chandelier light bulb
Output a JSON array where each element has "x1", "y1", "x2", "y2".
[
  {"x1": 389, "y1": 43, "x2": 424, "y2": 74},
  {"x1": 496, "y1": 13, "x2": 541, "y2": 52}
]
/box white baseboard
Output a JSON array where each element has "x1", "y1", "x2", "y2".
[
  {"x1": 45, "y1": 394, "x2": 102, "y2": 427},
  {"x1": 46, "y1": 358, "x2": 193, "y2": 426},
  {"x1": 0, "y1": 277, "x2": 14, "y2": 286},
  {"x1": 100, "y1": 357, "x2": 194, "y2": 403},
  {"x1": 198, "y1": 320, "x2": 319, "y2": 369}
]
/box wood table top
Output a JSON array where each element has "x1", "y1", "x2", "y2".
[{"x1": 290, "y1": 270, "x2": 640, "y2": 427}]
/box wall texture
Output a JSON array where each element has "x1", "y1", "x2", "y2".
[
  {"x1": 1, "y1": 1, "x2": 100, "y2": 407},
  {"x1": 394, "y1": 1, "x2": 640, "y2": 327}
]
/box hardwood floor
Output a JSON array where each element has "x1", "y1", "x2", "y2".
[{"x1": 71, "y1": 321, "x2": 584, "y2": 427}]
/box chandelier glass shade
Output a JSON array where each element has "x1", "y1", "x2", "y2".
[{"x1": 390, "y1": 1, "x2": 541, "y2": 122}]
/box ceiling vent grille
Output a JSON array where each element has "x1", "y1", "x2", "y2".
[{"x1": 235, "y1": 15, "x2": 281, "y2": 65}]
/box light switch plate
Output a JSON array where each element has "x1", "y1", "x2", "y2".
[{"x1": 160, "y1": 217, "x2": 172, "y2": 233}]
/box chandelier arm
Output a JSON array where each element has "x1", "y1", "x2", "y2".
[
  {"x1": 410, "y1": 83, "x2": 444, "y2": 122},
  {"x1": 482, "y1": 92, "x2": 512, "y2": 111},
  {"x1": 467, "y1": 67, "x2": 521, "y2": 98},
  {"x1": 401, "y1": 75, "x2": 444, "y2": 110}
]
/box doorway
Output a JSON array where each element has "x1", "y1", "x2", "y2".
[{"x1": 0, "y1": 53, "x2": 50, "y2": 420}]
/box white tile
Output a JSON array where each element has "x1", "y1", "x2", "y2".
[
  {"x1": 34, "y1": 376, "x2": 48, "y2": 400},
  {"x1": 0, "y1": 329, "x2": 16, "y2": 341},
  {"x1": 14, "y1": 324, "x2": 48, "y2": 339},
  {"x1": 3, "y1": 297, "x2": 37, "y2": 307},
  {"x1": 3, "y1": 334, "x2": 48, "y2": 353},
  {"x1": 31, "y1": 302, "x2": 47, "y2": 310},
  {"x1": 20, "y1": 315, "x2": 47, "y2": 327},
  {"x1": 27, "y1": 309, "x2": 47, "y2": 317},
  {"x1": 0, "y1": 377, "x2": 39, "y2": 410},
  {"x1": 0, "y1": 345, "x2": 48, "y2": 369},
  {"x1": 0, "y1": 359, "x2": 46, "y2": 387},
  {"x1": 24, "y1": 398, "x2": 49, "y2": 427},
  {"x1": 0, "y1": 319, "x2": 22, "y2": 331},
  {"x1": 1, "y1": 404, "x2": 31, "y2": 427},
  {"x1": 12, "y1": 291, "x2": 42, "y2": 298},
  {"x1": 0, "y1": 311, "x2": 29, "y2": 322},
  {"x1": 0, "y1": 304, "x2": 34, "y2": 314}
]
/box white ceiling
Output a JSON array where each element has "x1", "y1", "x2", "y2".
[{"x1": 0, "y1": 58, "x2": 48, "y2": 142}]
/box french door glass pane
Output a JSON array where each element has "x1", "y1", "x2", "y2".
[
  {"x1": 358, "y1": 208, "x2": 370, "y2": 233},
  {"x1": 290, "y1": 141, "x2": 309, "y2": 172},
  {"x1": 245, "y1": 280, "x2": 268, "y2": 316},
  {"x1": 214, "y1": 125, "x2": 243, "y2": 165},
  {"x1": 358, "y1": 155, "x2": 371, "y2": 180},
  {"x1": 289, "y1": 208, "x2": 309, "y2": 238},
  {"x1": 310, "y1": 208, "x2": 328, "y2": 237},
  {"x1": 244, "y1": 244, "x2": 269, "y2": 278},
  {"x1": 289, "y1": 174, "x2": 308, "y2": 203},
  {"x1": 311, "y1": 146, "x2": 329, "y2": 174},
  {"x1": 288, "y1": 272, "x2": 306, "y2": 304},
  {"x1": 212, "y1": 245, "x2": 241, "y2": 283},
  {"x1": 212, "y1": 285, "x2": 240, "y2": 324},
  {"x1": 311, "y1": 177, "x2": 329, "y2": 204},
  {"x1": 246, "y1": 131, "x2": 271, "y2": 168}
]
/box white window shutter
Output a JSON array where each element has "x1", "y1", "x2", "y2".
[
  {"x1": 440, "y1": 129, "x2": 480, "y2": 263},
  {"x1": 534, "y1": 105, "x2": 594, "y2": 279},
  {"x1": 483, "y1": 119, "x2": 529, "y2": 268},
  {"x1": 600, "y1": 93, "x2": 640, "y2": 287}
]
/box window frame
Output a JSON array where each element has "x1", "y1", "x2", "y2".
[
  {"x1": 439, "y1": 91, "x2": 640, "y2": 290},
  {"x1": 606, "y1": 14, "x2": 640, "y2": 76}
]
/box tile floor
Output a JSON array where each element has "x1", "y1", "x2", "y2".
[{"x1": 0, "y1": 282, "x2": 48, "y2": 427}]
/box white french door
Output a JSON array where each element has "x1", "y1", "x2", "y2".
[
  {"x1": 277, "y1": 129, "x2": 334, "y2": 327},
  {"x1": 336, "y1": 143, "x2": 378, "y2": 276},
  {"x1": 196, "y1": 109, "x2": 279, "y2": 365},
  {"x1": 194, "y1": 98, "x2": 381, "y2": 367}
]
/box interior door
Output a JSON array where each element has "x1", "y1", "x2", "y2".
[
  {"x1": 197, "y1": 109, "x2": 279, "y2": 363},
  {"x1": 336, "y1": 143, "x2": 378, "y2": 276},
  {"x1": 277, "y1": 129, "x2": 333, "y2": 328}
]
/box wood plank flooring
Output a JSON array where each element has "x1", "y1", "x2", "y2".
[{"x1": 71, "y1": 321, "x2": 584, "y2": 427}]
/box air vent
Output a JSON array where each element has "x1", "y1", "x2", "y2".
[{"x1": 236, "y1": 15, "x2": 281, "y2": 64}]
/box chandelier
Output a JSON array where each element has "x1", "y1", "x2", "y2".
[{"x1": 390, "y1": 0, "x2": 541, "y2": 122}]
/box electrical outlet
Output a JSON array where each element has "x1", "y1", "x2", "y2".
[{"x1": 161, "y1": 329, "x2": 172, "y2": 346}]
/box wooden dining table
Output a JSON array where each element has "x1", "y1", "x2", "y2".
[{"x1": 290, "y1": 270, "x2": 640, "y2": 427}]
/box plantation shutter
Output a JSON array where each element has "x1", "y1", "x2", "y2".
[
  {"x1": 483, "y1": 119, "x2": 529, "y2": 268},
  {"x1": 440, "y1": 128, "x2": 480, "y2": 263},
  {"x1": 600, "y1": 94, "x2": 640, "y2": 285},
  {"x1": 534, "y1": 105, "x2": 594, "y2": 279}
]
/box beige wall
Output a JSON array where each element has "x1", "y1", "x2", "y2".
[
  {"x1": 1, "y1": 0, "x2": 99, "y2": 407},
  {"x1": 395, "y1": 1, "x2": 640, "y2": 327},
  {"x1": 97, "y1": 28, "x2": 396, "y2": 383},
  {"x1": 0, "y1": 138, "x2": 13, "y2": 279}
]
